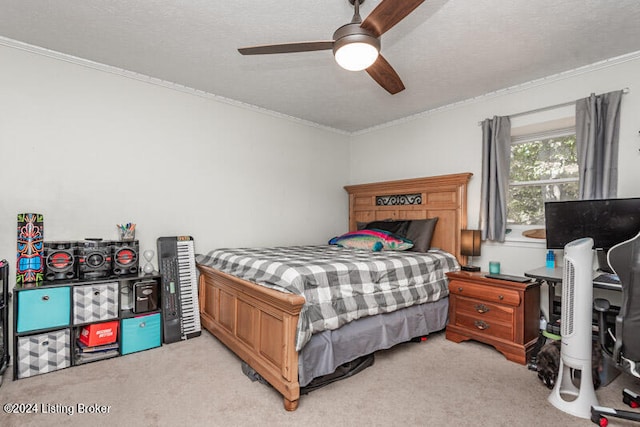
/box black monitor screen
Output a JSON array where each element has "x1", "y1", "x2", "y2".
[{"x1": 544, "y1": 198, "x2": 640, "y2": 250}]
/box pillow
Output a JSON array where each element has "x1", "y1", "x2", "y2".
[
  {"x1": 329, "y1": 229, "x2": 413, "y2": 251},
  {"x1": 361, "y1": 220, "x2": 410, "y2": 236},
  {"x1": 405, "y1": 217, "x2": 438, "y2": 252}
]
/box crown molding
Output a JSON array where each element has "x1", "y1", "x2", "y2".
[
  {"x1": 0, "y1": 36, "x2": 350, "y2": 136},
  {"x1": 2, "y1": 36, "x2": 638, "y2": 137},
  {"x1": 353, "y1": 50, "x2": 640, "y2": 136}
]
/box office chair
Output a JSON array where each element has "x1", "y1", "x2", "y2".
[{"x1": 591, "y1": 231, "x2": 640, "y2": 426}]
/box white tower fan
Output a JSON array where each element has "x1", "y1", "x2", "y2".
[{"x1": 548, "y1": 237, "x2": 599, "y2": 418}]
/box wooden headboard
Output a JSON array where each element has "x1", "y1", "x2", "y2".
[{"x1": 344, "y1": 173, "x2": 472, "y2": 263}]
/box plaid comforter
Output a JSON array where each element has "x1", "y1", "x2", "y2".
[{"x1": 196, "y1": 245, "x2": 459, "y2": 351}]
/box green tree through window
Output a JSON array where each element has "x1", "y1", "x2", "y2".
[{"x1": 508, "y1": 133, "x2": 578, "y2": 225}]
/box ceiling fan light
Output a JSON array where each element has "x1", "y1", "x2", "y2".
[{"x1": 334, "y1": 42, "x2": 379, "y2": 71}]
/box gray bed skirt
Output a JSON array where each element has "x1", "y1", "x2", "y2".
[{"x1": 298, "y1": 296, "x2": 449, "y2": 386}]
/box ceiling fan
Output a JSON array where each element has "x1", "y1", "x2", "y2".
[{"x1": 238, "y1": 0, "x2": 425, "y2": 94}]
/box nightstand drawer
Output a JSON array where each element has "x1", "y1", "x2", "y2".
[
  {"x1": 16, "y1": 287, "x2": 71, "y2": 333},
  {"x1": 17, "y1": 329, "x2": 71, "y2": 378},
  {"x1": 73, "y1": 282, "x2": 118, "y2": 324},
  {"x1": 449, "y1": 280, "x2": 520, "y2": 306},
  {"x1": 455, "y1": 295, "x2": 514, "y2": 324},
  {"x1": 455, "y1": 312, "x2": 514, "y2": 341}
]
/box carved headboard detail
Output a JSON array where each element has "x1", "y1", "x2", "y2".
[{"x1": 344, "y1": 173, "x2": 473, "y2": 264}]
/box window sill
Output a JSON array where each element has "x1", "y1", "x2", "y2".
[
  {"x1": 485, "y1": 238, "x2": 546, "y2": 249},
  {"x1": 487, "y1": 226, "x2": 547, "y2": 249}
]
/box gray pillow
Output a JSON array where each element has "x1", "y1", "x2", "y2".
[
  {"x1": 361, "y1": 220, "x2": 410, "y2": 236},
  {"x1": 405, "y1": 218, "x2": 438, "y2": 252}
]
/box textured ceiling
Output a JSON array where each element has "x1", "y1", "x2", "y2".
[{"x1": 1, "y1": 0, "x2": 640, "y2": 133}]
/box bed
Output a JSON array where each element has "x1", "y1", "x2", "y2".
[{"x1": 196, "y1": 173, "x2": 472, "y2": 410}]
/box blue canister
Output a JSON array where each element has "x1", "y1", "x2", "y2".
[{"x1": 546, "y1": 250, "x2": 555, "y2": 269}]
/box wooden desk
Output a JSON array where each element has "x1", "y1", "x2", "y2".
[{"x1": 524, "y1": 266, "x2": 622, "y2": 328}]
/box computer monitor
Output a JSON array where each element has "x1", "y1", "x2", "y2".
[{"x1": 544, "y1": 197, "x2": 640, "y2": 271}]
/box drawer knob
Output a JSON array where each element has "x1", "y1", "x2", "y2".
[
  {"x1": 498, "y1": 295, "x2": 504, "y2": 300},
  {"x1": 41, "y1": 340, "x2": 49, "y2": 346},
  {"x1": 94, "y1": 291, "x2": 100, "y2": 296},
  {"x1": 139, "y1": 322, "x2": 146, "y2": 328},
  {"x1": 42, "y1": 295, "x2": 49, "y2": 301},
  {"x1": 457, "y1": 287, "x2": 463, "y2": 292},
  {"x1": 474, "y1": 304, "x2": 490, "y2": 314},
  {"x1": 474, "y1": 320, "x2": 489, "y2": 330}
]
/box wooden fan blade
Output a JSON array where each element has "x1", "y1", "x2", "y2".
[
  {"x1": 366, "y1": 54, "x2": 405, "y2": 94},
  {"x1": 238, "y1": 41, "x2": 334, "y2": 55},
  {"x1": 361, "y1": 0, "x2": 425, "y2": 37}
]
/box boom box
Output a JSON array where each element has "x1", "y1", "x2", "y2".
[
  {"x1": 112, "y1": 240, "x2": 139, "y2": 277},
  {"x1": 77, "y1": 239, "x2": 112, "y2": 280},
  {"x1": 44, "y1": 241, "x2": 78, "y2": 281}
]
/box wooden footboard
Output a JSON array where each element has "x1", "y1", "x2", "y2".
[
  {"x1": 197, "y1": 173, "x2": 471, "y2": 410},
  {"x1": 198, "y1": 263, "x2": 306, "y2": 411}
]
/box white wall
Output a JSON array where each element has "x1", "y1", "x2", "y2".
[
  {"x1": 3, "y1": 40, "x2": 638, "y2": 314},
  {"x1": 349, "y1": 54, "x2": 640, "y2": 287},
  {"x1": 0, "y1": 44, "x2": 351, "y2": 278}
]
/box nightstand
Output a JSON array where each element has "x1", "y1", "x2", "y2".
[{"x1": 445, "y1": 271, "x2": 541, "y2": 365}]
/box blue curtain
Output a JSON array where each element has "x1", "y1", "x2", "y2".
[{"x1": 480, "y1": 116, "x2": 511, "y2": 242}]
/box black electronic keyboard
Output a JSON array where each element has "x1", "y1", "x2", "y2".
[{"x1": 157, "y1": 236, "x2": 201, "y2": 343}]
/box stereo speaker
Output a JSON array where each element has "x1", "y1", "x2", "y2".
[
  {"x1": 77, "y1": 239, "x2": 112, "y2": 280},
  {"x1": 113, "y1": 240, "x2": 139, "y2": 276},
  {"x1": 44, "y1": 241, "x2": 78, "y2": 281}
]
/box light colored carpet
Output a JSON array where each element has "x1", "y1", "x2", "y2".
[{"x1": 1, "y1": 331, "x2": 638, "y2": 426}]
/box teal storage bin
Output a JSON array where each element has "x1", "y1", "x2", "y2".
[
  {"x1": 121, "y1": 313, "x2": 161, "y2": 355},
  {"x1": 17, "y1": 287, "x2": 71, "y2": 333}
]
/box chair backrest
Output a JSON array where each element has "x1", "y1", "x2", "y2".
[{"x1": 607, "y1": 231, "x2": 640, "y2": 365}]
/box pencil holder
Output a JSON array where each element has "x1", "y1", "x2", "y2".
[{"x1": 117, "y1": 224, "x2": 136, "y2": 241}]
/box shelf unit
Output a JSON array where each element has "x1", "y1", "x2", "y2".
[{"x1": 13, "y1": 274, "x2": 162, "y2": 380}]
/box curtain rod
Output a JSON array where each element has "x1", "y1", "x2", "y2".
[{"x1": 477, "y1": 87, "x2": 630, "y2": 126}]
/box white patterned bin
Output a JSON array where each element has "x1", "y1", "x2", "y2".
[
  {"x1": 73, "y1": 282, "x2": 118, "y2": 324},
  {"x1": 17, "y1": 329, "x2": 71, "y2": 378}
]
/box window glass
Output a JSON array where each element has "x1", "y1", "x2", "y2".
[{"x1": 507, "y1": 132, "x2": 578, "y2": 226}]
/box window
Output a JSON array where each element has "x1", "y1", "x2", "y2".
[{"x1": 507, "y1": 127, "x2": 579, "y2": 226}]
